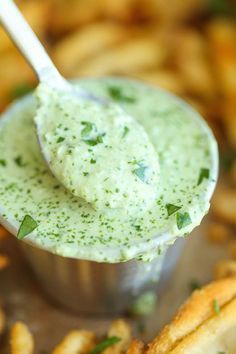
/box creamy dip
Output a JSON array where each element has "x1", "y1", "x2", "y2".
[
  {"x1": 0, "y1": 78, "x2": 218, "y2": 262},
  {"x1": 35, "y1": 83, "x2": 159, "y2": 214}
]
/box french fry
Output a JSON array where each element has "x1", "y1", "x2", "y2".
[
  {"x1": 103, "y1": 319, "x2": 132, "y2": 354},
  {"x1": 0, "y1": 306, "x2": 5, "y2": 335},
  {"x1": 75, "y1": 35, "x2": 166, "y2": 76},
  {"x1": 52, "y1": 330, "x2": 96, "y2": 354},
  {"x1": 215, "y1": 260, "x2": 236, "y2": 279},
  {"x1": 126, "y1": 339, "x2": 145, "y2": 354},
  {"x1": 206, "y1": 18, "x2": 236, "y2": 98},
  {"x1": 212, "y1": 187, "x2": 236, "y2": 226},
  {"x1": 221, "y1": 99, "x2": 236, "y2": 148},
  {"x1": 0, "y1": 254, "x2": 10, "y2": 270},
  {"x1": 52, "y1": 22, "x2": 129, "y2": 77},
  {"x1": 100, "y1": 0, "x2": 137, "y2": 21},
  {"x1": 133, "y1": 70, "x2": 184, "y2": 95},
  {"x1": 173, "y1": 29, "x2": 215, "y2": 99},
  {"x1": 207, "y1": 222, "x2": 232, "y2": 244},
  {"x1": 10, "y1": 322, "x2": 34, "y2": 354}
]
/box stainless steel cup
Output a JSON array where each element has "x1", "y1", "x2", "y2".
[{"x1": 20, "y1": 238, "x2": 184, "y2": 315}]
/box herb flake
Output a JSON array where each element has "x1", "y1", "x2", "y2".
[
  {"x1": 122, "y1": 126, "x2": 129, "y2": 138},
  {"x1": 197, "y1": 168, "x2": 210, "y2": 185},
  {"x1": 89, "y1": 337, "x2": 121, "y2": 354},
  {"x1": 133, "y1": 164, "x2": 148, "y2": 183},
  {"x1": 14, "y1": 155, "x2": 26, "y2": 167},
  {"x1": 213, "y1": 298, "x2": 220, "y2": 315},
  {"x1": 17, "y1": 215, "x2": 38, "y2": 240},
  {"x1": 176, "y1": 212, "x2": 191, "y2": 230},
  {"x1": 166, "y1": 203, "x2": 181, "y2": 216},
  {"x1": 57, "y1": 137, "x2": 65, "y2": 143},
  {"x1": 108, "y1": 86, "x2": 136, "y2": 103},
  {"x1": 0, "y1": 159, "x2": 6, "y2": 167}
]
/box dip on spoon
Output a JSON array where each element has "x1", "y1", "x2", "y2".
[{"x1": 0, "y1": 0, "x2": 159, "y2": 213}]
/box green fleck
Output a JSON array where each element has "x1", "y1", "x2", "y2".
[
  {"x1": 17, "y1": 215, "x2": 38, "y2": 240},
  {"x1": 188, "y1": 279, "x2": 201, "y2": 292},
  {"x1": 165, "y1": 203, "x2": 181, "y2": 216},
  {"x1": 122, "y1": 126, "x2": 130, "y2": 138},
  {"x1": 89, "y1": 337, "x2": 121, "y2": 354},
  {"x1": 90, "y1": 159, "x2": 96, "y2": 164},
  {"x1": 14, "y1": 155, "x2": 26, "y2": 167},
  {"x1": 133, "y1": 163, "x2": 148, "y2": 183},
  {"x1": 197, "y1": 168, "x2": 210, "y2": 185},
  {"x1": 9, "y1": 83, "x2": 34, "y2": 100},
  {"x1": 176, "y1": 212, "x2": 191, "y2": 230},
  {"x1": 81, "y1": 121, "x2": 95, "y2": 137},
  {"x1": 213, "y1": 298, "x2": 220, "y2": 315},
  {"x1": 57, "y1": 137, "x2": 65, "y2": 143},
  {"x1": 0, "y1": 159, "x2": 6, "y2": 167},
  {"x1": 108, "y1": 86, "x2": 136, "y2": 103},
  {"x1": 83, "y1": 134, "x2": 104, "y2": 146},
  {"x1": 83, "y1": 172, "x2": 89, "y2": 176},
  {"x1": 131, "y1": 291, "x2": 157, "y2": 316}
]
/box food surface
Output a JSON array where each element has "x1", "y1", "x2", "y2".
[
  {"x1": 0, "y1": 78, "x2": 217, "y2": 262},
  {"x1": 35, "y1": 83, "x2": 159, "y2": 214}
]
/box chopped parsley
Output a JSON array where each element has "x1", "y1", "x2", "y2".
[
  {"x1": 107, "y1": 86, "x2": 136, "y2": 103},
  {"x1": 90, "y1": 158, "x2": 96, "y2": 164},
  {"x1": 188, "y1": 279, "x2": 201, "y2": 292},
  {"x1": 14, "y1": 155, "x2": 26, "y2": 167},
  {"x1": 213, "y1": 299, "x2": 220, "y2": 315},
  {"x1": 57, "y1": 137, "x2": 65, "y2": 143},
  {"x1": 0, "y1": 159, "x2": 6, "y2": 167},
  {"x1": 133, "y1": 163, "x2": 148, "y2": 183},
  {"x1": 166, "y1": 203, "x2": 181, "y2": 216},
  {"x1": 88, "y1": 337, "x2": 121, "y2": 354},
  {"x1": 176, "y1": 212, "x2": 191, "y2": 230},
  {"x1": 81, "y1": 121, "x2": 104, "y2": 146},
  {"x1": 122, "y1": 126, "x2": 130, "y2": 138},
  {"x1": 17, "y1": 215, "x2": 38, "y2": 240},
  {"x1": 81, "y1": 121, "x2": 95, "y2": 137},
  {"x1": 197, "y1": 168, "x2": 210, "y2": 185}
]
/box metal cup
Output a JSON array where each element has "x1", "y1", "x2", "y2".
[{"x1": 19, "y1": 238, "x2": 184, "y2": 315}]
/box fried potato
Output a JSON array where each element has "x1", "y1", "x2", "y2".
[
  {"x1": 10, "y1": 322, "x2": 34, "y2": 354},
  {"x1": 206, "y1": 18, "x2": 236, "y2": 98},
  {"x1": 100, "y1": 0, "x2": 138, "y2": 21},
  {"x1": 103, "y1": 319, "x2": 132, "y2": 354},
  {"x1": 146, "y1": 277, "x2": 236, "y2": 353},
  {"x1": 49, "y1": 0, "x2": 100, "y2": 34},
  {"x1": 0, "y1": 306, "x2": 5, "y2": 335},
  {"x1": 52, "y1": 330, "x2": 96, "y2": 354},
  {"x1": 167, "y1": 296, "x2": 236, "y2": 354},
  {"x1": 133, "y1": 70, "x2": 184, "y2": 94},
  {"x1": 212, "y1": 186, "x2": 236, "y2": 226},
  {"x1": 52, "y1": 22, "x2": 129, "y2": 77},
  {"x1": 0, "y1": 1, "x2": 49, "y2": 54},
  {"x1": 221, "y1": 99, "x2": 236, "y2": 148},
  {"x1": 0, "y1": 254, "x2": 10, "y2": 270},
  {"x1": 215, "y1": 260, "x2": 236, "y2": 279},
  {"x1": 173, "y1": 29, "x2": 215, "y2": 98},
  {"x1": 207, "y1": 222, "x2": 232, "y2": 244},
  {"x1": 126, "y1": 339, "x2": 145, "y2": 354},
  {"x1": 75, "y1": 35, "x2": 166, "y2": 76}
]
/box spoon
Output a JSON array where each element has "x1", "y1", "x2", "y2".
[{"x1": 0, "y1": 0, "x2": 159, "y2": 212}]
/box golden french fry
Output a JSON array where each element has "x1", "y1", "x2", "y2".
[
  {"x1": 173, "y1": 29, "x2": 215, "y2": 98},
  {"x1": 103, "y1": 319, "x2": 132, "y2": 354},
  {"x1": 10, "y1": 322, "x2": 34, "y2": 354},
  {"x1": 100, "y1": 0, "x2": 137, "y2": 21},
  {"x1": 133, "y1": 70, "x2": 184, "y2": 94},
  {"x1": 207, "y1": 222, "x2": 232, "y2": 244},
  {"x1": 75, "y1": 36, "x2": 166, "y2": 76},
  {"x1": 0, "y1": 306, "x2": 5, "y2": 335},
  {"x1": 50, "y1": 0, "x2": 100, "y2": 34},
  {"x1": 126, "y1": 339, "x2": 145, "y2": 354},
  {"x1": 146, "y1": 278, "x2": 236, "y2": 353},
  {"x1": 221, "y1": 99, "x2": 236, "y2": 148},
  {"x1": 52, "y1": 330, "x2": 96, "y2": 354},
  {"x1": 52, "y1": 22, "x2": 129, "y2": 76},
  {"x1": 0, "y1": 1, "x2": 49, "y2": 54},
  {"x1": 0, "y1": 254, "x2": 10, "y2": 270},
  {"x1": 215, "y1": 260, "x2": 236, "y2": 279},
  {"x1": 212, "y1": 187, "x2": 236, "y2": 226},
  {"x1": 206, "y1": 18, "x2": 236, "y2": 98}
]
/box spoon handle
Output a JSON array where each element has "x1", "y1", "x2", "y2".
[{"x1": 0, "y1": 0, "x2": 61, "y2": 83}]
